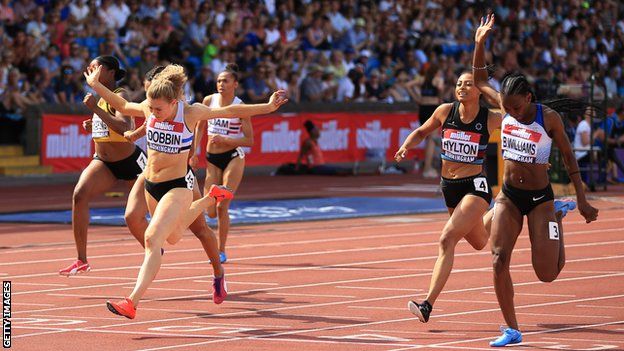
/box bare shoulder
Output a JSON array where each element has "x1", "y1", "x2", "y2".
[
  {"x1": 202, "y1": 94, "x2": 215, "y2": 105},
  {"x1": 541, "y1": 104, "x2": 563, "y2": 123},
  {"x1": 436, "y1": 103, "x2": 454, "y2": 113}
]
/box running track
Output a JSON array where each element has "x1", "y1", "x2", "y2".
[{"x1": 2, "y1": 195, "x2": 624, "y2": 350}]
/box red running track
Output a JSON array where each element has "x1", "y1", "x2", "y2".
[{"x1": 1, "y1": 196, "x2": 624, "y2": 350}]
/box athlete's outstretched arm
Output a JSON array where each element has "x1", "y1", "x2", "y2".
[
  {"x1": 84, "y1": 65, "x2": 146, "y2": 117},
  {"x1": 395, "y1": 103, "x2": 451, "y2": 161},
  {"x1": 473, "y1": 14, "x2": 502, "y2": 112},
  {"x1": 546, "y1": 110, "x2": 598, "y2": 223},
  {"x1": 189, "y1": 90, "x2": 288, "y2": 123}
]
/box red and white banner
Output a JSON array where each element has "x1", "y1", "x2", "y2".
[
  {"x1": 42, "y1": 112, "x2": 425, "y2": 173},
  {"x1": 195, "y1": 112, "x2": 425, "y2": 167},
  {"x1": 41, "y1": 114, "x2": 94, "y2": 172}
]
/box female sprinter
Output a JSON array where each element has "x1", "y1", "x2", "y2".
[
  {"x1": 60, "y1": 56, "x2": 147, "y2": 276},
  {"x1": 84, "y1": 64, "x2": 287, "y2": 319},
  {"x1": 473, "y1": 15, "x2": 598, "y2": 347},
  {"x1": 123, "y1": 65, "x2": 229, "y2": 305},
  {"x1": 395, "y1": 71, "x2": 501, "y2": 323},
  {"x1": 192, "y1": 63, "x2": 252, "y2": 264}
]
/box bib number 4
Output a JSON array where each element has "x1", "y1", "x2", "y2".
[{"x1": 473, "y1": 177, "x2": 489, "y2": 193}]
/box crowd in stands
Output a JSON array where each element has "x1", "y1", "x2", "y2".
[{"x1": 1, "y1": 0, "x2": 624, "y2": 175}]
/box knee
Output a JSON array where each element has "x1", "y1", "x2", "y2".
[
  {"x1": 72, "y1": 186, "x2": 89, "y2": 204},
  {"x1": 124, "y1": 209, "x2": 145, "y2": 226},
  {"x1": 492, "y1": 249, "x2": 510, "y2": 276},
  {"x1": 535, "y1": 265, "x2": 561, "y2": 283},
  {"x1": 438, "y1": 231, "x2": 458, "y2": 253},
  {"x1": 192, "y1": 226, "x2": 211, "y2": 240},
  {"x1": 144, "y1": 231, "x2": 161, "y2": 251},
  {"x1": 216, "y1": 202, "x2": 229, "y2": 216}
]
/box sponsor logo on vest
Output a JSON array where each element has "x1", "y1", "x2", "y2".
[
  {"x1": 154, "y1": 121, "x2": 176, "y2": 131},
  {"x1": 449, "y1": 131, "x2": 473, "y2": 141}
]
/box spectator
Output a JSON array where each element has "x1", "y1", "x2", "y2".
[
  {"x1": 243, "y1": 63, "x2": 270, "y2": 103},
  {"x1": 300, "y1": 64, "x2": 324, "y2": 102},
  {"x1": 54, "y1": 65, "x2": 82, "y2": 104},
  {"x1": 193, "y1": 65, "x2": 217, "y2": 103}
]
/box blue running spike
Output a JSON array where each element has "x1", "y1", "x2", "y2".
[
  {"x1": 490, "y1": 327, "x2": 522, "y2": 347},
  {"x1": 554, "y1": 199, "x2": 576, "y2": 218}
]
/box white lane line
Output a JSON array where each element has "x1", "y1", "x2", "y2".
[
  {"x1": 336, "y1": 286, "x2": 423, "y2": 292},
  {"x1": 387, "y1": 320, "x2": 624, "y2": 351},
  {"x1": 266, "y1": 292, "x2": 356, "y2": 298},
  {"x1": 483, "y1": 292, "x2": 576, "y2": 297},
  {"x1": 516, "y1": 312, "x2": 613, "y2": 319},
  {"x1": 11, "y1": 237, "x2": 624, "y2": 295},
  {"x1": 193, "y1": 280, "x2": 279, "y2": 286}
]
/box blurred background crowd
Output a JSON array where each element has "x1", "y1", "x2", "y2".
[{"x1": 1, "y1": 0, "x2": 624, "y2": 180}]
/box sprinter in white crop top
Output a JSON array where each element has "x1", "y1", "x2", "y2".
[
  {"x1": 472, "y1": 15, "x2": 598, "y2": 347},
  {"x1": 192, "y1": 64, "x2": 254, "y2": 264}
]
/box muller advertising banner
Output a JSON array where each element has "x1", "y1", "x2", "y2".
[{"x1": 42, "y1": 112, "x2": 423, "y2": 173}]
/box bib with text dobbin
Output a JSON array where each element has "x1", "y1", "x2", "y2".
[
  {"x1": 501, "y1": 104, "x2": 552, "y2": 164},
  {"x1": 440, "y1": 101, "x2": 490, "y2": 165},
  {"x1": 145, "y1": 101, "x2": 194, "y2": 154}
]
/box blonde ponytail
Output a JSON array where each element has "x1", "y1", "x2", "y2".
[{"x1": 147, "y1": 64, "x2": 187, "y2": 101}]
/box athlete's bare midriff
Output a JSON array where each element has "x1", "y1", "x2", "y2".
[
  {"x1": 441, "y1": 160, "x2": 484, "y2": 179},
  {"x1": 206, "y1": 135, "x2": 241, "y2": 154},
  {"x1": 503, "y1": 160, "x2": 550, "y2": 189},
  {"x1": 94, "y1": 141, "x2": 135, "y2": 162},
  {"x1": 144, "y1": 151, "x2": 189, "y2": 182}
]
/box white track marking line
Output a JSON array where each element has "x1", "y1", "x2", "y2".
[
  {"x1": 130, "y1": 297, "x2": 624, "y2": 351},
  {"x1": 516, "y1": 312, "x2": 613, "y2": 318},
  {"x1": 10, "y1": 238, "x2": 624, "y2": 295},
  {"x1": 336, "y1": 286, "x2": 423, "y2": 292},
  {"x1": 577, "y1": 304, "x2": 624, "y2": 309},
  {"x1": 266, "y1": 292, "x2": 356, "y2": 298},
  {"x1": 348, "y1": 306, "x2": 413, "y2": 311},
  {"x1": 387, "y1": 320, "x2": 624, "y2": 351},
  {"x1": 13, "y1": 253, "x2": 624, "y2": 317},
  {"x1": 483, "y1": 292, "x2": 576, "y2": 297}
]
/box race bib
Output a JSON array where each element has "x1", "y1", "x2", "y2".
[
  {"x1": 473, "y1": 176, "x2": 489, "y2": 193},
  {"x1": 184, "y1": 169, "x2": 195, "y2": 190},
  {"x1": 442, "y1": 129, "x2": 481, "y2": 163},
  {"x1": 502, "y1": 124, "x2": 542, "y2": 163}
]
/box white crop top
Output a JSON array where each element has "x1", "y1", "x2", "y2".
[
  {"x1": 207, "y1": 94, "x2": 244, "y2": 139},
  {"x1": 145, "y1": 101, "x2": 194, "y2": 154},
  {"x1": 501, "y1": 104, "x2": 552, "y2": 164}
]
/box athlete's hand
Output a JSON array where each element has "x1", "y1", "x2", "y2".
[
  {"x1": 83, "y1": 65, "x2": 102, "y2": 87},
  {"x1": 394, "y1": 147, "x2": 408, "y2": 162},
  {"x1": 188, "y1": 154, "x2": 199, "y2": 170},
  {"x1": 82, "y1": 119, "x2": 92, "y2": 132},
  {"x1": 83, "y1": 93, "x2": 97, "y2": 110},
  {"x1": 123, "y1": 130, "x2": 138, "y2": 142},
  {"x1": 210, "y1": 135, "x2": 225, "y2": 145},
  {"x1": 268, "y1": 90, "x2": 288, "y2": 112},
  {"x1": 578, "y1": 200, "x2": 598, "y2": 223},
  {"x1": 475, "y1": 13, "x2": 494, "y2": 44}
]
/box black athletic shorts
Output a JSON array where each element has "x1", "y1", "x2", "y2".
[
  {"x1": 440, "y1": 174, "x2": 493, "y2": 209},
  {"x1": 94, "y1": 145, "x2": 146, "y2": 181},
  {"x1": 144, "y1": 168, "x2": 195, "y2": 202},
  {"x1": 207, "y1": 147, "x2": 245, "y2": 171},
  {"x1": 501, "y1": 182, "x2": 554, "y2": 216}
]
